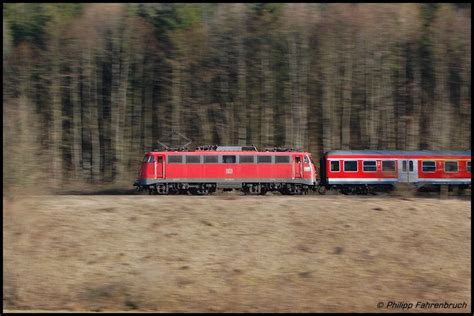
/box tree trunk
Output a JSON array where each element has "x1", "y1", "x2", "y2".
[
  {"x1": 288, "y1": 35, "x2": 299, "y2": 148},
  {"x1": 72, "y1": 61, "x2": 82, "y2": 179},
  {"x1": 115, "y1": 44, "x2": 130, "y2": 180},
  {"x1": 321, "y1": 51, "x2": 334, "y2": 152},
  {"x1": 51, "y1": 38, "x2": 63, "y2": 187},
  {"x1": 298, "y1": 33, "x2": 309, "y2": 150},
  {"x1": 143, "y1": 56, "x2": 154, "y2": 151},
  {"x1": 260, "y1": 46, "x2": 273, "y2": 148},
  {"x1": 341, "y1": 47, "x2": 353, "y2": 149},
  {"x1": 236, "y1": 18, "x2": 247, "y2": 145},
  {"x1": 90, "y1": 52, "x2": 101, "y2": 182},
  {"x1": 171, "y1": 58, "x2": 182, "y2": 141}
]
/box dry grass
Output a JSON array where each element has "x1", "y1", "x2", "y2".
[{"x1": 3, "y1": 194, "x2": 471, "y2": 312}]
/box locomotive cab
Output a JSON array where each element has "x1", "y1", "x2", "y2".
[
  {"x1": 302, "y1": 153, "x2": 318, "y2": 186},
  {"x1": 134, "y1": 153, "x2": 164, "y2": 190}
]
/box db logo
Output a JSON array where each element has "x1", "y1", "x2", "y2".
[{"x1": 226, "y1": 168, "x2": 233, "y2": 174}]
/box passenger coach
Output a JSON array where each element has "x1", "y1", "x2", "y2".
[{"x1": 319, "y1": 150, "x2": 471, "y2": 194}]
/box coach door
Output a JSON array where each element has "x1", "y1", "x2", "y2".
[
  {"x1": 294, "y1": 155, "x2": 303, "y2": 178},
  {"x1": 155, "y1": 155, "x2": 164, "y2": 178},
  {"x1": 398, "y1": 159, "x2": 417, "y2": 183}
]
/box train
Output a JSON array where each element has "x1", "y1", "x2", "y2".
[
  {"x1": 134, "y1": 145, "x2": 471, "y2": 195},
  {"x1": 318, "y1": 150, "x2": 471, "y2": 195},
  {"x1": 134, "y1": 145, "x2": 317, "y2": 195}
]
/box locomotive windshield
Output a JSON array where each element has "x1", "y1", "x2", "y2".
[{"x1": 143, "y1": 155, "x2": 154, "y2": 163}]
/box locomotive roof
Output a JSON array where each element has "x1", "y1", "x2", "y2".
[
  {"x1": 149, "y1": 150, "x2": 309, "y2": 154},
  {"x1": 325, "y1": 150, "x2": 471, "y2": 156}
]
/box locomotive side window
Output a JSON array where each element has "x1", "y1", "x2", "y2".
[
  {"x1": 382, "y1": 161, "x2": 396, "y2": 172},
  {"x1": 468, "y1": 161, "x2": 471, "y2": 172},
  {"x1": 363, "y1": 161, "x2": 376, "y2": 172},
  {"x1": 257, "y1": 155, "x2": 272, "y2": 163},
  {"x1": 168, "y1": 155, "x2": 183, "y2": 163},
  {"x1": 185, "y1": 155, "x2": 201, "y2": 163},
  {"x1": 275, "y1": 156, "x2": 290, "y2": 163},
  {"x1": 330, "y1": 161, "x2": 340, "y2": 172},
  {"x1": 223, "y1": 155, "x2": 236, "y2": 163},
  {"x1": 422, "y1": 161, "x2": 436, "y2": 172},
  {"x1": 204, "y1": 155, "x2": 218, "y2": 163},
  {"x1": 444, "y1": 161, "x2": 458, "y2": 172},
  {"x1": 157, "y1": 156, "x2": 163, "y2": 163},
  {"x1": 239, "y1": 155, "x2": 255, "y2": 163},
  {"x1": 344, "y1": 160, "x2": 358, "y2": 172}
]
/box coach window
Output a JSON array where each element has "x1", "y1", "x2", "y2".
[
  {"x1": 223, "y1": 155, "x2": 236, "y2": 163},
  {"x1": 168, "y1": 155, "x2": 183, "y2": 163},
  {"x1": 275, "y1": 156, "x2": 290, "y2": 163},
  {"x1": 239, "y1": 155, "x2": 255, "y2": 163},
  {"x1": 344, "y1": 160, "x2": 358, "y2": 172},
  {"x1": 382, "y1": 161, "x2": 396, "y2": 172},
  {"x1": 422, "y1": 161, "x2": 436, "y2": 172},
  {"x1": 363, "y1": 160, "x2": 377, "y2": 172},
  {"x1": 185, "y1": 155, "x2": 201, "y2": 163},
  {"x1": 204, "y1": 155, "x2": 218, "y2": 163},
  {"x1": 444, "y1": 161, "x2": 458, "y2": 172},
  {"x1": 468, "y1": 161, "x2": 471, "y2": 172},
  {"x1": 257, "y1": 155, "x2": 272, "y2": 163},
  {"x1": 330, "y1": 161, "x2": 340, "y2": 172}
]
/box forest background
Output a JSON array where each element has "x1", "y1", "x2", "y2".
[{"x1": 3, "y1": 3, "x2": 471, "y2": 191}]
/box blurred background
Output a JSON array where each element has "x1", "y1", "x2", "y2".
[{"x1": 3, "y1": 3, "x2": 471, "y2": 192}]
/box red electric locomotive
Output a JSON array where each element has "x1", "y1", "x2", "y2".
[
  {"x1": 134, "y1": 145, "x2": 318, "y2": 195},
  {"x1": 318, "y1": 150, "x2": 471, "y2": 194}
]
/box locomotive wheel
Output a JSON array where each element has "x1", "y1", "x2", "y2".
[
  {"x1": 340, "y1": 187, "x2": 350, "y2": 195},
  {"x1": 361, "y1": 186, "x2": 369, "y2": 195},
  {"x1": 318, "y1": 186, "x2": 327, "y2": 195},
  {"x1": 190, "y1": 186, "x2": 209, "y2": 195},
  {"x1": 189, "y1": 188, "x2": 205, "y2": 195},
  {"x1": 294, "y1": 185, "x2": 303, "y2": 195},
  {"x1": 198, "y1": 189, "x2": 209, "y2": 195}
]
